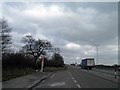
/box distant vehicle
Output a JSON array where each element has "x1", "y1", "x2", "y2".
[
  {"x1": 80, "y1": 58, "x2": 95, "y2": 70},
  {"x1": 70, "y1": 64, "x2": 75, "y2": 66}
]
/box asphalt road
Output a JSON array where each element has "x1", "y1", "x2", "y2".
[
  {"x1": 36, "y1": 70, "x2": 79, "y2": 88},
  {"x1": 36, "y1": 66, "x2": 119, "y2": 88},
  {"x1": 68, "y1": 66, "x2": 118, "y2": 88}
]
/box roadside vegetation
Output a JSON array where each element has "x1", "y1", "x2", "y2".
[
  {"x1": 44, "y1": 65, "x2": 67, "y2": 72},
  {"x1": 94, "y1": 64, "x2": 120, "y2": 71},
  {"x1": 1, "y1": 19, "x2": 65, "y2": 81},
  {"x1": 2, "y1": 68, "x2": 35, "y2": 81}
]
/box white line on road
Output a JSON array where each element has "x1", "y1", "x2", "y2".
[
  {"x1": 51, "y1": 74, "x2": 55, "y2": 79},
  {"x1": 77, "y1": 84, "x2": 81, "y2": 88},
  {"x1": 67, "y1": 71, "x2": 81, "y2": 88},
  {"x1": 72, "y1": 78, "x2": 75, "y2": 80},
  {"x1": 68, "y1": 71, "x2": 72, "y2": 78},
  {"x1": 74, "y1": 80, "x2": 77, "y2": 83}
]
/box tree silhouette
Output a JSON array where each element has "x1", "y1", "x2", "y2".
[
  {"x1": 0, "y1": 19, "x2": 12, "y2": 54},
  {"x1": 22, "y1": 35, "x2": 52, "y2": 62}
]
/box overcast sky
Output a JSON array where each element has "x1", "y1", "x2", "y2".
[{"x1": 2, "y1": 2, "x2": 118, "y2": 65}]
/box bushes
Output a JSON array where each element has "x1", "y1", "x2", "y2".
[
  {"x1": 2, "y1": 53, "x2": 35, "y2": 70},
  {"x1": 44, "y1": 67, "x2": 67, "y2": 72},
  {"x1": 2, "y1": 52, "x2": 64, "y2": 71},
  {"x1": 44, "y1": 59, "x2": 64, "y2": 68},
  {"x1": 2, "y1": 53, "x2": 37, "y2": 81},
  {"x1": 2, "y1": 68, "x2": 35, "y2": 81},
  {"x1": 95, "y1": 64, "x2": 119, "y2": 70}
]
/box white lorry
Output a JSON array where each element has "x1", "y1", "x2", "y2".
[{"x1": 81, "y1": 58, "x2": 95, "y2": 70}]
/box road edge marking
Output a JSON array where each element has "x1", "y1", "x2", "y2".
[
  {"x1": 67, "y1": 71, "x2": 81, "y2": 88},
  {"x1": 51, "y1": 74, "x2": 55, "y2": 79}
]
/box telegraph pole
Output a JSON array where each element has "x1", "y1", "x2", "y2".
[
  {"x1": 89, "y1": 40, "x2": 99, "y2": 65},
  {"x1": 96, "y1": 45, "x2": 98, "y2": 65},
  {"x1": 94, "y1": 44, "x2": 99, "y2": 65}
]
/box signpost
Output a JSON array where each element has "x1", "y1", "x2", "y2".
[
  {"x1": 35, "y1": 54, "x2": 46, "y2": 72},
  {"x1": 41, "y1": 58, "x2": 44, "y2": 72}
]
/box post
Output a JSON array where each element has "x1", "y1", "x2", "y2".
[
  {"x1": 114, "y1": 65, "x2": 117, "y2": 79},
  {"x1": 96, "y1": 46, "x2": 98, "y2": 65},
  {"x1": 35, "y1": 57, "x2": 39, "y2": 72},
  {"x1": 94, "y1": 44, "x2": 99, "y2": 65},
  {"x1": 41, "y1": 58, "x2": 44, "y2": 72}
]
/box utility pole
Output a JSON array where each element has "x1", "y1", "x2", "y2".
[
  {"x1": 89, "y1": 40, "x2": 99, "y2": 65},
  {"x1": 94, "y1": 44, "x2": 99, "y2": 65}
]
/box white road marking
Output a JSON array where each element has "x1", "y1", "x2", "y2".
[
  {"x1": 67, "y1": 71, "x2": 81, "y2": 88},
  {"x1": 68, "y1": 71, "x2": 73, "y2": 78},
  {"x1": 51, "y1": 74, "x2": 55, "y2": 79},
  {"x1": 77, "y1": 84, "x2": 81, "y2": 88},
  {"x1": 50, "y1": 82, "x2": 66, "y2": 87},
  {"x1": 74, "y1": 80, "x2": 77, "y2": 83}
]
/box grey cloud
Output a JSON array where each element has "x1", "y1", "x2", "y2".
[{"x1": 2, "y1": 2, "x2": 118, "y2": 65}]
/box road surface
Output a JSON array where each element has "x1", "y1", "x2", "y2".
[
  {"x1": 35, "y1": 66, "x2": 119, "y2": 88},
  {"x1": 92, "y1": 68, "x2": 119, "y2": 77}
]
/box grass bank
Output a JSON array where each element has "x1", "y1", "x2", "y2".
[
  {"x1": 44, "y1": 65, "x2": 67, "y2": 72},
  {"x1": 3, "y1": 66, "x2": 67, "y2": 81},
  {"x1": 2, "y1": 68, "x2": 35, "y2": 82}
]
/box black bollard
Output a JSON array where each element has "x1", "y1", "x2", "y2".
[{"x1": 114, "y1": 69, "x2": 117, "y2": 79}]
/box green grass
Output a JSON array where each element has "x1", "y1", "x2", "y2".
[
  {"x1": 2, "y1": 66, "x2": 68, "y2": 81},
  {"x1": 44, "y1": 66, "x2": 67, "y2": 72},
  {"x1": 2, "y1": 68, "x2": 35, "y2": 82}
]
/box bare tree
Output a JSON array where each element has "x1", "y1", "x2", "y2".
[
  {"x1": 52, "y1": 53, "x2": 64, "y2": 67},
  {"x1": 0, "y1": 19, "x2": 12, "y2": 54},
  {"x1": 22, "y1": 35, "x2": 52, "y2": 62}
]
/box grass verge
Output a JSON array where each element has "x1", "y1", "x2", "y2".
[
  {"x1": 3, "y1": 66, "x2": 68, "y2": 81},
  {"x1": 2, "y1": 68, "x2": 35, "y2": 82},
  {"x1": 44, "y1": 65, "x2": 67, "y2": 72}
]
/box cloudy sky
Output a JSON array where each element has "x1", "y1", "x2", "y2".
[{"x1": 2, "y1": 2, "x2": 118, "y2": 65}]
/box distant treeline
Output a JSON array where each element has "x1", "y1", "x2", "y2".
[
  {"x1": 1, "y1": 19, "x2": 64, "y2": 71},
  {"x1": 95, "y1": 65, "x2": 120, "y2": 70},
  {"x1": 2, "y1": 53, "x2": 64, "y2": 70}
]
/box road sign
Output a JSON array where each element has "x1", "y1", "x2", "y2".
[
  {"x1": 41, "y1": 58, "x2": 44, "y2": 72},
  {"x1": 42, "y1": 58, "x2": 44, "y2": 63}
]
